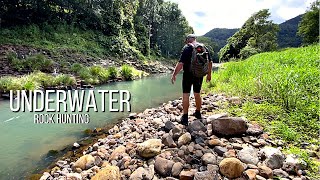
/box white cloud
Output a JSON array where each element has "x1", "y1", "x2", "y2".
[{"x1": 166, "y1": 0, "x2": 314, "y2": 35}]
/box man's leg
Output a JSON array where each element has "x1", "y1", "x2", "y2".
[
  {"x1": 183, "y1": 93, "x2": 190, "y2": 114},
  {"x1": 193, "y1": 76, "x2": 204, "y2": 119},
  {"x1": 181, "y1": 73, "x2": 192, "y2": 125},
  {"x1": 194, "y1": 93, "x2": 201, "y2": 111}
]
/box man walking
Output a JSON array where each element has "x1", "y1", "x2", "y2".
[{"x1": 171, "y1": 34, "x2": 212, "y2": 126}]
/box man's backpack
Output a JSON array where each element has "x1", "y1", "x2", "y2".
[{"x1": 189, "y1": 42, "x2": 209, "y2": 77}]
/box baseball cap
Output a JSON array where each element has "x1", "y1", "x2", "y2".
[{"x1": 186, "y1": 34, "x2": 197, "y2": 39}]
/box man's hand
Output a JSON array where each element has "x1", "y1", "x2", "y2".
[
  {"x1": 171, "y1": 75, "x2": 176, "y2": 84},
  {"x1": 206, "y1": 74, "x2": 211, "y2": 82}
]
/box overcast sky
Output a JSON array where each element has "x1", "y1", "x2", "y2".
[{"x1": 167, "y1": 0, "x2": 315, "y2": 35}]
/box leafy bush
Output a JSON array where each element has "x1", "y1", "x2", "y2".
[
  {"x1": 26, "y1": 54, "x2": 54, "y2": 72},
  {"x1": 120, "y1": 65, "x2": 133, "y2": 80},
  {"x1": 29, "y1": 72, "x2": 56, "y2": 87},
  {"x1": 107, "y1": 66, "x2": 118, "y2": 79},
  {"x1": 71, "y1": 63, "x2": 84, "y2": 73},
  {"x1": 239, "y1": 45, "x2": 259, "y2": 59},
  {"x1": 89, "y1": 65, "x2": 109, "y2": 83},
  {"x1": 54, "y1": 74, "x2": 76, "y2": 86}
]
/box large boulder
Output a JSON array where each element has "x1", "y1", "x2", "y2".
[
  {"x1": 209, "y1": 116, "x2": 248, "y2": 136},
  {"x1": 154, "y1": 157, "x2": 174, "y2": 177},
  {"x1": 91, "y1": 165, "x2": 120, "y2": 180},
  {"x1": 137, "y1": 139, "x2": 162, "y2": 158},
  {"x1": 219, "y1": 158, "x2": 245, "y2": 179},
  {"x1": 238, "y1": 147, "x2": 259, "y2": 165},
  {"x1": 73, "y1": 155, "x2": 95, "y2": 170}
]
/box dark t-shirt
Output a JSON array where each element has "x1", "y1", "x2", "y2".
[{"x1": 179, "y1": 43, "x2": 212, "y2": 74}]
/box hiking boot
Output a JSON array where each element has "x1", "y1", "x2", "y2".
[
  {"x1": 193, "y1": 110, "x2": 202, "y2": 119},
  {"x1": 180, "y1": 114, "x2": 188, "y2": 126}
]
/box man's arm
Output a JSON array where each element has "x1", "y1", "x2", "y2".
[
  {"x1": 206, "y1": 61, "x2": 213, "y2": 82},
  {"x1": 206, "y1": 46, "x2": 213, "y2": 82},
  {"x1": 171, "y1": 62, "x2": 183, "y2": 84}
]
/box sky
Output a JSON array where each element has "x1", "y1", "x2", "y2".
[{"x1": 167, "y1": 0, "x2": 315, "y2": 35}]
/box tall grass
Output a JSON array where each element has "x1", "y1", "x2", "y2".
[
  {"x1": 204, "y1": 45, "x2": 320, "y2": 142},
  {"x1": 120, "y1": 65, "x2": 133, "y2": 81},
  {"x1": 0, "y1": 72, "x2": 76, "y2": 93}
]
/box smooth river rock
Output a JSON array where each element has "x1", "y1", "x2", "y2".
[
  {"x1": 137, "y1": 139, "x2": 162, "y2": 158},
  {"x1": 73, "y1": 155, "x2": 95, "y2": 170},
  {"x1": 154, "y1": 156, "x2": 174, "y2": 177},
  {"x1": 210, "y1": 116, "x2": 248, "y2": 136},
  {"x1": 91, "y1": 165, "x2": 120, "y2": 180},
  {"x1": 238, "y1": 147, "x2": 259, "y2": 165},
  {"x1": 219, "y1": 158, "x2": 245, "y2": 179}
]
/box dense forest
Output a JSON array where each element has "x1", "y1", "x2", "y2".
[
  {"x1": 0, "y1": 0, "x2": 193, "y2": 59},
  {"x1": 277, "y1": 15, "x2": 302, "y2": 48}
]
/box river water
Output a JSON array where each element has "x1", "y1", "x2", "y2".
[{"x1": 0, "y1": 73, "x2": 183, "y2": 179}]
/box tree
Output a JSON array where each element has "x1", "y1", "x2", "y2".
[
  {"x1": 197, "y1": 36, "x2": 218, "y2": 62},
  {"x1": 298, "y1": 0, "x2": 320, "y2": 44},
  {"x1": 219, "y1": 9, "x2": 279, "y2": 61}
]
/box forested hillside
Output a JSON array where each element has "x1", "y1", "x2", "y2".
[
  {"x1": 0, "y1": 0, "x2": 193, "y2": 59},
  {"x1": 278, "y1": 15, "x2": 303, "y2": 48},
  {"x1": 204, "y1": 28, "x2": 239, "y2": 50},
  {"x1": 203, "y1": 15, "x2": 304, "y2": 61}
]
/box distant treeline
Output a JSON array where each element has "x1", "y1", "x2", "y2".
[{"x1": 0, "y1": 0, "x2": 193, "y2": 58}]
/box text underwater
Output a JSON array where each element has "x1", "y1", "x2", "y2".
[{"x1": 9, "y1": 90, "x2": 132, "y2": 124}]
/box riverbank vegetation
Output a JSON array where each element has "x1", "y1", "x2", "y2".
[
  {"x1": 0, "y1": 0, "x2": 193, "y2": 59},
  {"x1": 204, "y1": 45, "x2": 320, "y2": 176},
  {"x1": 0, "y1": 64, "x2": 146, "y2": 93}
]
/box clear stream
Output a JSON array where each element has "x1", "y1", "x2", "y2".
[{"x1": 0, "y1": 73, "x2": 184, "y2": 179}]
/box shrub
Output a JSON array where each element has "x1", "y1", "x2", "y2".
[
  {"x1": 29, "y1": 72, "x2": 56, "y2": 88},
  {"x1": 54, "y1": 74, "x2": 76, "y2": 86},
  {"x1": 89, "y1": 65, "x2": 109, "y2": 83},
  {"x1": 71, "y1": 63, "x2": 84, "y2": 73},
  {"x1": 26, "y1": 54, "x2": 54, "y2": 72},
  {"x1": 79, "y1": 68, "x2": 92, "y2": 80},
  {"x1": 120, "y1": 65, "x2": 133, "y2": 80},
  {"x1": 239, "y1": 45, "x2": 259, "y2": 59},
  {"x1": 107, "y1": 66, "x2": 118, "y2": 79}
]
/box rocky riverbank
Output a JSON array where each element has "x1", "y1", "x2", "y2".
[{"x1": 39, "y1": 93, "x2": 312, "y2": 180}]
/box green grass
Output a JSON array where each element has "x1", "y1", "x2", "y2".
[
  {"x1": 0, "y1": 72, "x2": 76, "y2": 93},
  {"x1": 204, "y1": 45, "x2": 320, "y2": 176},
  {"x1": 0, "y1": 24, "x2": 105, "y2": 57},
  {"x1": 204, "y1": 45, "x2": 319, "y2": 142},
  {"x1": 120, "y1": 65, "x2": 134, "y2": 81}
]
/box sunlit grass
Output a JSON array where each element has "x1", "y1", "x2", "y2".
[{"x1": 205, "y1": 45, "x2": 319, "y2": 141}]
